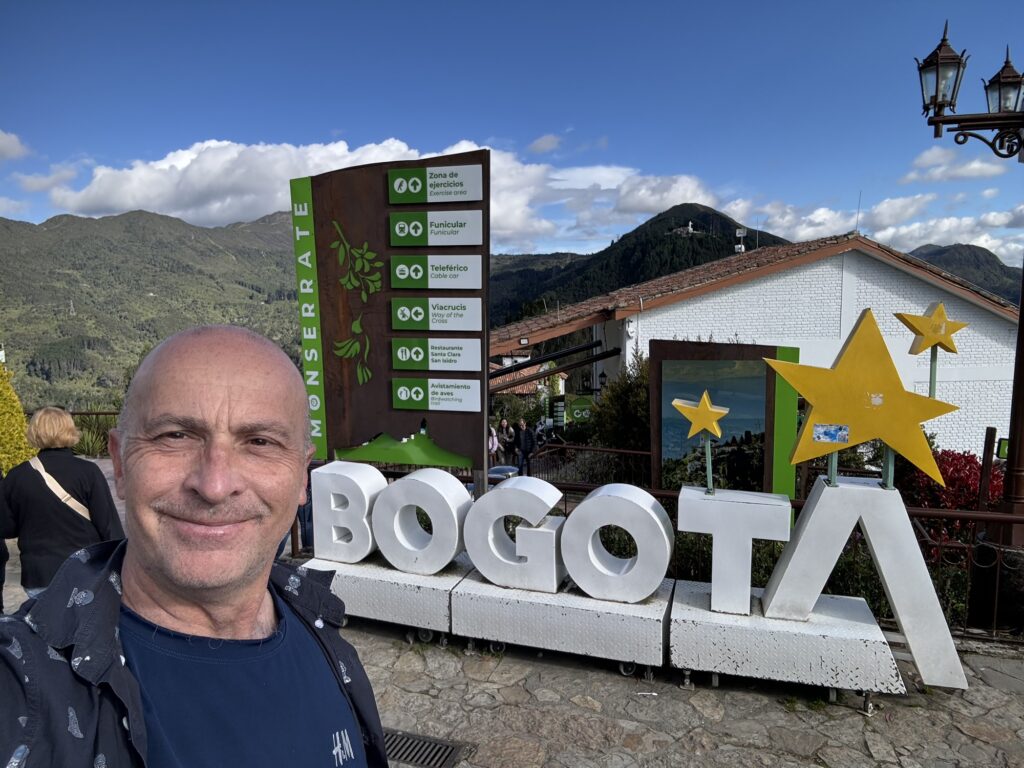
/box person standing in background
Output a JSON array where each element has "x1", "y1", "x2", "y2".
[
  {"x1": 515, "y1": 417, "x2": 536, "y2": 476},
  {"x1": 496, "y1": 417, "x2": 515, "y2": 464},
  {"x1": 0, "y1": 406, "x2": 124, "y2": 599}
]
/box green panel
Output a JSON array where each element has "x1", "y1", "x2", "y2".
[
  {"x1": 567, "y1": 395, "x2": 594, "y2": 422},
  {"x1": 391, "y1": 298, "x2": 429, "y2": 330},
  {"x1": 389, "y1": 211, "x2": 428, "y2": 247},
  {"x1": 387, "y1": 168, "x2": 428, "y2": 204},
  {"x1": 392, "y1": 338, "x2": 429, "y2": 370},
  {"x1": 290, "y1": 176, "x2": 328, "y2": 460},
  {"x1": 390, "y1": 255, "x2": 428, "y2": 289},
  {"x1": 392, "y1": 377, "x2": 428, "y2": 410},
  {"x1": 772, "y1": 345, "x2": 800, "y2": 498}
]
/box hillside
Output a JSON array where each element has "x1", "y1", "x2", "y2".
[
  {"x1": 489, "y1": 204, "x2": 788, "y2": 325},
  {"x1": 0, "y1": 210, "x2": 297, "y2": 409},
  {"x1": 2, "y1": 207, "x2": 1014, "y2": 412},
  {"x1": 910, "y1": 243, "x2": 1022, "y2": 304}
]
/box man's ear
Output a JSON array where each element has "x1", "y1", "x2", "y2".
[{"x1": 108, "y1": 429, "x2": 128, "y2": 500}]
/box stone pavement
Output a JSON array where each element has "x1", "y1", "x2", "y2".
[{"x1": 3, "y1": 460, "x2": 1024, "y2": 766}]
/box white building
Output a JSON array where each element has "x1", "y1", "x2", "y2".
[{"x1": 491, "y1": 233, "x2": 1019, "y2": 453}]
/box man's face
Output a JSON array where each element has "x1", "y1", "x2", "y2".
[
  {"x1": 519, "y1": 420, "x2": 526, "y2": 430},
  {"x1": 109, "y1": 331, "x2": 312, "y2": 597}
]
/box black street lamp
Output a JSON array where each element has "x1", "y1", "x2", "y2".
[
  {"x1": 916, "y1": 24, "x2": 1024, "y2": 537},
  {"x1": 917, "y1": 23, "x2": 1024, "y2": 158}
]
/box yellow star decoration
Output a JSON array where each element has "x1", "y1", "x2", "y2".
[
  {"x1": 765, "y1": 309, "x2": 957, "y2": 486},
  {"x1": 894, "y1": 302, "x2": 968, "y2": 355},
  {"x1": 672, "y1": 390, "x2": 730, "y2": 439}
]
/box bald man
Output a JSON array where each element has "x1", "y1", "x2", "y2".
[{"x1": 0, "y1": 326, "x2": 386, "y2": 768}]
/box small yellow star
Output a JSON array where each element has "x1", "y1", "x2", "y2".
[
  {"x1": 672, "y1": 390, "x2": 730, "y2": 439},
  {"x1": 765, "y1": 309, "x2": 957, "y2": 486},
  {"x1": 894, "y1": 302, "x2": 967, "y2": 355}
]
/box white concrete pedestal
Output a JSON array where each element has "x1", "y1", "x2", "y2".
[
  {"x1": 451, "y1": 571, "x2": 673, "y2": 666},
  {"x1": 669, "y1": 580, "x2": 905, "y2": 694},
  {"x1": 305, "y1": 553, "x2": 473, "y2": 632}
]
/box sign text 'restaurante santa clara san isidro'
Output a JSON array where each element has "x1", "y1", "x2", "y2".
[{"x1": 289, "y1": 150, "x2": 490, "y2": 471}]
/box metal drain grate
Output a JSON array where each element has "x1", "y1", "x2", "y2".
[{"x1": 383, "y1": 728, "x2": 468, "y2": 768}]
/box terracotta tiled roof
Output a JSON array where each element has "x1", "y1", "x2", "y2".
[
  {"x1": 489, "y1": 233, "x2": 1018, "y2": 353},
  {"x1": 488, "y1": 362, "x2": 567, "y2": 395}
]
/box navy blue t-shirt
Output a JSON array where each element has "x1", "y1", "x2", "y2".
[{"x1": 119, "y1": 592, "x2": 367, "y2": 768}]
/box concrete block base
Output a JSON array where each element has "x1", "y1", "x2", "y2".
[
  {"x1": 305, "y1": 553, "x2": 473, "y2": 632},
  {"x1": 669, "y1": 580, "x2": 905, "y2": 694},
  {"x1": 451, "y1": 571, "x2": 673, "y2": 666}
]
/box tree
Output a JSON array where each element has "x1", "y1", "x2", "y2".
[
  {"x1": 590, "y1": 351, "x2": 650, "y2": 451},
  {"x1": 0, "y1": 364, "x2": 35, "y2": 476}
]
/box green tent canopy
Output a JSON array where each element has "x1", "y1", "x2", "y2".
[{"x1": 335, "y1": 431, "x2": 472, "y2": 469}]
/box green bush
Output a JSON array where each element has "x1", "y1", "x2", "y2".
[
  {"x1": 74, "y1": 412, "x2": 117, "y2": 457},
  {"x1": 0, "y1": 365, "x2": 35, "y2": 475}
]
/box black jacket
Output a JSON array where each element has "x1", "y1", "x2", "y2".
[
  {"x1": 0, "y1": 540, "x2": 387, "y2": 767},
  {"x1": 515, "y1": 426, "x2": 537, "y2": 455},
  {"x1": 1, "y1": 449, "x2": 124, "y2": 589}
]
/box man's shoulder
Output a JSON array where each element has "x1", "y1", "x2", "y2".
[{"x1": 270, "y1": 559, "x2": 347, "y2": 625}]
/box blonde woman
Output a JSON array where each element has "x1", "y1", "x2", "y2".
[{"x1": 0, "y1": 407, "x2": 124, "y2": 598}]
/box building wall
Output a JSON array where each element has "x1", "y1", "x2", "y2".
[{"x1": 599, "y1": 248, "x2": 1016, "y2": 453}]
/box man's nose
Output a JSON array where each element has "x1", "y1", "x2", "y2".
[{"x1": 185, "y1": 440, "x2": 245, "y2": 504}]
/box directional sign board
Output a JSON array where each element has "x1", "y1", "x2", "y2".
[
  {"x1": 392, "y1": 339, "x2": 481, "y2": 371},
  {"x1": 388, "y1": 165, "x2": 483, "y2": 204},
  {"x1": 392, "y1": 377, "x2": 481, "y2": 412},
  {"x1": 289, "y1": 149, "x2": 489, "y2": 471},
  {"x1": 391, "y1": 255, "x2": 482, "y2": 290}
]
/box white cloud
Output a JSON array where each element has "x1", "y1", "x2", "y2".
[
  {"x1": 0, "y1": 196, "x2": 29, "y2": 216},
  {"x1": 549, "y1": 165, "x2": 635, "y2": 190},
  {"x1": 49, "y1": 138, "x2": 420, "y2": 227},
  {"x1": 0, "y1": 130, "x2": 29, "y2": 162},
  {"x1": 912, "y1": 146, "x2": 957, "y2": 168},
  {"x1": 982, "y1": 187, "x2": 999, "y2": 199},
  {"x1": 758, "y1": 202, "x2": 856, "y2": 242},
  {"x1": 614, "y1": 174, "x2": 717, "y2": 214},
  {"x1": 863, "y1": 194, "x2": 936, "y2": 229},
  {"x1": 902, "y1": 147, "x2": 1005, "y2": 182},
  {"x1": 37, "y1": 133, "x2": 1019, "y2": 261},
  {"x1": 722, "y1": 198, "x2": 754, "y2": 225},
  {"x1": 527, "y1": 134, "x2": 561, "y2": 154},
  {"x1": 14, "y1": 164, "x2": 79, "y2": 192}
]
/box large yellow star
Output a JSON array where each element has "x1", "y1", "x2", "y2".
[
  {"x1": 894, "y1": 302, "x2": 967, "y2": 355},
  {"x1": 765, "y1": 309, "x2": 957, "y2": 486},
  {"x1": 672, "y1": 390, "x2": 730, "y2": 439}
]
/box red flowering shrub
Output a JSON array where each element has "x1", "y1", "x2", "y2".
[{"x1": 897, "y1": 449, "x2": 1004, "y2": 511}]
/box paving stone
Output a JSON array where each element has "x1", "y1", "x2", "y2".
[
  {"x1": 499, "y1": 684, "x2": 531, "y2": 705},
  {"x1": 818, "y1": 745, "x2": 875, "y2": 768},
  {"x1": 688, "y1": 690, "x2": 724, "y2": 722},
  {"x1": 964, "y1": 654, "x2": 1024, "y2": 693},
  {"x1": 954, "y1": 718, "x2": 1017, "y2": 744},
  {"x1": 471, "y1": 734, "x2": 546, "y2": 768},
  {"x1": 488, "y1": 655, "x2": 534, "y2": 686},
  {"x1": 864, "y1": 729, "x2": 898, "y2": 763},
  {"x1": 464, "y1": 654, "x2": 500, "y2": 681},
  {"x1": 768, "y1": 725, "x2": 826, "y2": 758},
  {"x1": 702, "y1": 718, "x2": 768, "y2": 748},
  {"x1": 570, "y1": 694, "x2": 603, "y2": 712},
  {"x1": 424, "y1": 647, "x2": 464, "y2": 679}
]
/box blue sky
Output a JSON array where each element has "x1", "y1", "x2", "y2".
[{"x1": 1, "y1": 1, "x2": 1021, "y2": 262}]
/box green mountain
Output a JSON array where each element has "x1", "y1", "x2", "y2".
[
  {"x1": 4, "y1": 205, "x2": 1012, "y2": 412},
  {"x1": 0, "y1": 210, "x2": 297, "y2": 410},
  {"x1": 910, "y1": 243, "x2": 1021, "y2": 304},
  {"x1": 490, "y1": 203, "x2": 788, "y2": 325}
]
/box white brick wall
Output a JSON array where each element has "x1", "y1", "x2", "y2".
[{"x1": 605, "y1": 247, "x2": 1017, "y2": 454}]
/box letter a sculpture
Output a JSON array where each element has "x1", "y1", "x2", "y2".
[{"x1": 762, "y1": 308, "x2": 967, "y2": 688}]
